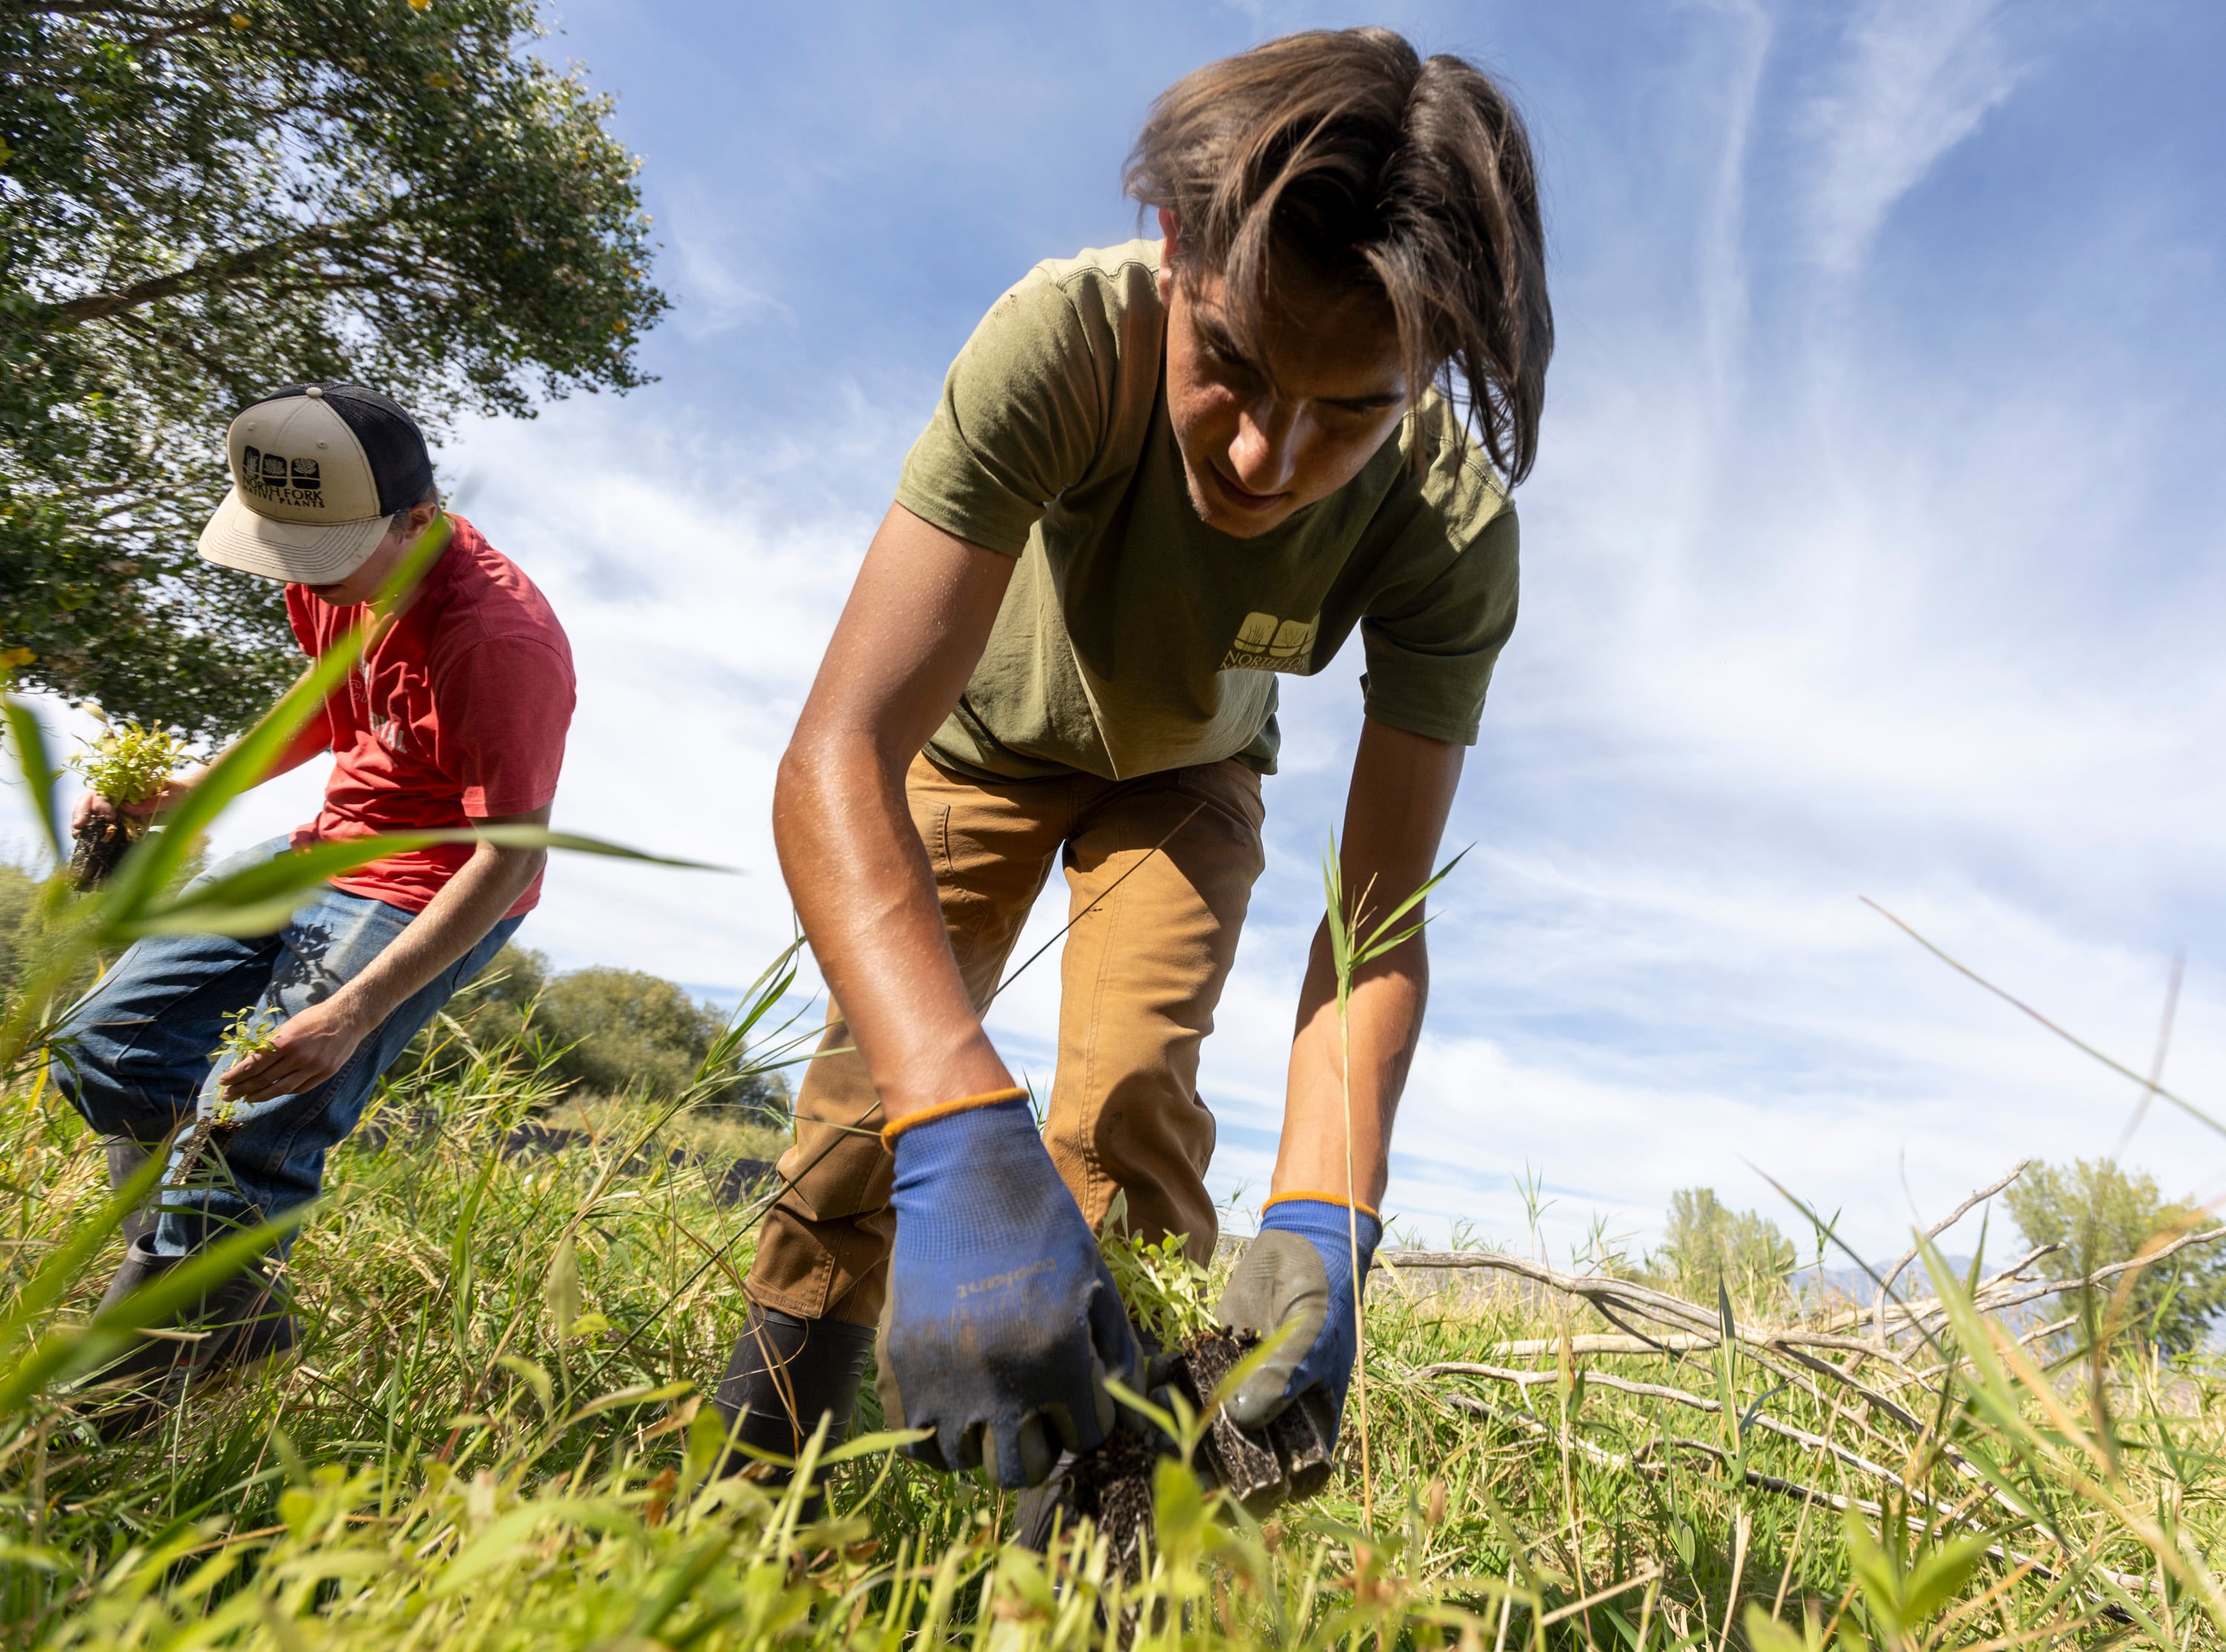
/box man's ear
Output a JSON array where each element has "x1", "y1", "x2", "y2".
[{"x1": 1157, "y1": 207, "x2": 1180, "y2": 303}]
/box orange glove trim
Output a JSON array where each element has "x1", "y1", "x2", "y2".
[
  {"x1": 880, "y1": 1086, "x2": 1030, "y2": 1150},
  {"x1": 1263, "y1": 1190, "x2": 1382, "y2": 1220}
]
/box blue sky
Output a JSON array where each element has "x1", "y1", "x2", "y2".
[{"x1": 21, "y1": 0, "x2": 2226, "y2": 1259}]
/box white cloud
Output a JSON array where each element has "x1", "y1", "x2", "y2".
[{"x1": 1799, "y1": 0, "x2": 2023, "y2": 280}]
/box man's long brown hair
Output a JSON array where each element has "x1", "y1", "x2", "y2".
[{"x1": 1126, "y1": 28, "x2": 1552, "y2": 484}]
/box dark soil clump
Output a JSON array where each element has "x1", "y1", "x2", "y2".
[
  {"x1": 70, "y1": 814, "x2": 133, "y2": 889},
  {"x1": 1019, "y1": 1327, "x2": 1342, "y2": 1575}
]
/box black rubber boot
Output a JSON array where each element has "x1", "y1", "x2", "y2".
[
  {"x1": 102, "y1": 1136, "x2": 160, "y2": 1246},
  {"x1": 78, "y1": 1234, "x2": 298, "y2": 1438},
  {"x1": 711, "y1": 1303, "x2": 874, "y2": 1516}
]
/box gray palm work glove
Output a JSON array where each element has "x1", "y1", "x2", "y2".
[{"x1": 1212, "y1": 1198, "x2": 1382, "y2": 1449}]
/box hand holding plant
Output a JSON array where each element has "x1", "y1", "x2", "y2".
[{"x1": 65, "y1": 716, "x2": 194, "y2": 888}]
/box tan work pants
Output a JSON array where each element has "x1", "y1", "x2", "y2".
[{"x1": 746, "y1": 754, "x2": 1267, "y2": 1327}]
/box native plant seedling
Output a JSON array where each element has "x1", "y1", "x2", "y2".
[
  {"x1": 207, "y1": 1005, "x2": 283, "y2": 1124},
  {"x1": 66, "y1": 716, "x2": 191, "y2": 888}
]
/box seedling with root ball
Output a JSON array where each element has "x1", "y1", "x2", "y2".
[{"x1": 66, "y1": 715, "x2": 191, "y2": 888}]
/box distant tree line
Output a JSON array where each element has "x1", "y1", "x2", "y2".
[
  {"x1": 1644, "y1": 1171, "x2": 2222, "y2": 1355},
  {"x1": 421, "y1": 943, "x2": 791, "y2": 1120}
]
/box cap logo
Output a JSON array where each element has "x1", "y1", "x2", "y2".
[{"x1": 240, "y1": 444, "x2": 328, "y2": 510}]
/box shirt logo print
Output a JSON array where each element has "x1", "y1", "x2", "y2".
[{"x1": 1221, "y1": 611, "x2": 1319, "y2": 674}]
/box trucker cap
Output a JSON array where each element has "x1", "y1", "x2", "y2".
[{"x1": 197, "y1": 384, "x2": 438, "y2": 584}]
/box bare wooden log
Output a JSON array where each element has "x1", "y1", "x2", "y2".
[{"x1": 1872, "y1": 1161, "x2": 2035, "y2": 1343}]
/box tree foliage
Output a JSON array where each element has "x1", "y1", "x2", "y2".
[
  {"x1": 434, "y1": 944, "x2": 790, "y2": 1114},
  {"x1": 1652, "y1": 1186, "x2": 1797, "y2": 1310},
  {"x1": 0, "y1": 0, "x2": 666, "y2": 737},
  {"x1": 2005, "y1": 1157, "x2": 2225, "y2": 1356}
]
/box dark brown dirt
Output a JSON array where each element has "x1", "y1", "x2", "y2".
[
  {"x1": 1021, "y1": 1328, "x2": 1342, "y2": 1574},
  {"x1": 70, "y1": 814, "x2": 131, "y2": 889}
]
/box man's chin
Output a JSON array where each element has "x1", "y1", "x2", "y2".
[{"x1": 1182, "y1": 473, "x2": 1294, "y2": 539}]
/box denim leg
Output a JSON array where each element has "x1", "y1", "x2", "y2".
[
  {"x1": 50, "y1": 837, "x2": 298, "y2": 1144},
  {"x1": 160, "y1": 895, "x2": 525, "y2": 1255}
]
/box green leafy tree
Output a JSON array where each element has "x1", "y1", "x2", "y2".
[
  {"x1": 2004, "y1": 1158, "x2": 2225, "y2": 1356},
  {"x1": 1, "y1": 0, "x2": 667, "y2": 737},
  {"x1": 1652, "y1": 1186, "x2": 1797, "y2": 1310},
  {"x1": 427, "y1": 944, "x2": 789, "y2": 1114}
]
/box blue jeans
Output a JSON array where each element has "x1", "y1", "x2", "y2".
[{"x1": 53, "y1": 837, "x2": 523, "y2": 1255}]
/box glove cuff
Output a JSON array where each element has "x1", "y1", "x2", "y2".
[
  {"x1": 880, "y1": 1086, "x2": 1029, "y2": 1150},
  {"x1": 1262, "y1": 1190, "x2": 1379, "y2": 1220}
]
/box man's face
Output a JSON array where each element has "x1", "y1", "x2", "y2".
[
  {"x1": 1159, "y1": 232, "x2": 1408, "y2": 539},
  {"x1": 301, "y1": 506, "x2": 436, "y2": 607}
]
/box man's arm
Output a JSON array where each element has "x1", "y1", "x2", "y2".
[
  {"x1": 1272, "y1": 719, "x2": 1465, "y2": 1207},
  {"x1": 772, "y1": 501, "x2": 1017, "y2": 1122},
  {"x1": 218, "y1": 805, "x2": 549, "y2": 1104}
]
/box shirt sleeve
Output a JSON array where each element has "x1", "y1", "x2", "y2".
[
  {"x1": 435, "y1": 638, "x2": 575, "y2": 818},
  {"x1": 1359, "y1": 502, "x2": 1520, "y2": 746},
  {"x1": 893, "y1": 266, "x2": 1112, "y2": 557}
]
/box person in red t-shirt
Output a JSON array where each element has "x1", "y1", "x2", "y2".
[{"x1": 56, "y1": 384, "x2": 574, "y2": 1419}]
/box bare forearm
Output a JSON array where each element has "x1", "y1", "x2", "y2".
[
  {"x1": 1270, "y1": 717, "x2": 1462, "y2": 1209},
  {"x1": 329, "y1": 844, "x2": 539, "y2": 1027},
  {"x1": 774, "y1": 741, "x2": 1008, "y2": 1121},
  {"x1": 1273, "y1": 924, "x2": 1428, "y2": 1207},
  {"x1": 771, "y1": 504, "x2": 1018, "y2": 1125}
]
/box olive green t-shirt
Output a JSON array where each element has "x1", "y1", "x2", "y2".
[{"x1": 896, "y1": 240, "x2": 1519, "y2": 783}]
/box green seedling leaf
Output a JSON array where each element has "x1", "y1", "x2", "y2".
[
  {"x1": 450, "y1": 1146, "x2": 503, "y2": 1340},
  {"x1": 1741, "y1": 1604, "x2": 1825, "y2": 1652},
  {"x1": 1103, "y1": 1375, "x2": 1182, "y2": 1448},
  {"x1": 546, "y1": 1236, "x2": 582, "y2": 1337},
  {"x1": 96, "y1": 628, "x2": 370, "y2": 927},
  {"x1": 496, "y1": 1354, "x2": 556, "y2": 1416},
  {"x1": 1321, "y1": 836, "x2": 1353, "y2": 981},
  {"x1": 2, "y1": 698, "x2": 65, "y2": 867},
  {"x1": 124, "y1": 835, "x2": 450, "y2": 937},
  {"x1": 1899, "y1": 1534, "x2": 1991, "y2": 1627},
  {"x1": 468, "y1": 825, "x2": 735, "y2": 871},
  {"x1": 1350, "y1": 846, "x2": 1470, "y2": 967},
  {"x1": 628, "y1": 1528, "x2": 741, "y2": 1639},
  {"x1": 807, "y1": 1424, "x2": 934, "y2": 1469}
]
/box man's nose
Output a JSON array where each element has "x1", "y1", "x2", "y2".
[{"x1": 1229, "y1": 397, "x2": 1300, "y2": 494}]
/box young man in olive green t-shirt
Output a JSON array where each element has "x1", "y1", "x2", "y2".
[{"x1": 716, "y1": 28, "x2": 1553, "y2": 1498}]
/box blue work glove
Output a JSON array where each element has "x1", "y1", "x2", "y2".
[
  {"x1": 1214, "y1": 1195, "x2": 1382, "y2": 1447},
  {"x1": 879, "y1": 1092, "x2": 1140, "y2": 1488}
]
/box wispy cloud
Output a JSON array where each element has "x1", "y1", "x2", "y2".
[{"x1": 1798, "y1": 0, "x2": 2024, "y2": 280}]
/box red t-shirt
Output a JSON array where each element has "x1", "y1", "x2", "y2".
[{"x1": 286, "y1": 516, "x2": 575, "y2": 918}]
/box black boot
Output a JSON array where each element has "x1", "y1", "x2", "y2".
[
  {"x1": 77, "y1": 1234, "x2": 298, "y2": 1438},
  {"x1": 102, "y1": 1136, "x2": 161, "y2": 1246},
  {"x1": 711, "y1": 1303, "x2": 874, "y2": 1516}
]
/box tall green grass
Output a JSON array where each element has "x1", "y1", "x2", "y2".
[
  {"x1": 4, "y1": 632, "x2": 2223, "y2": 1649},
  {"x1": 0, "y1": 1000, "x2": 2214, "y2": 1651}
]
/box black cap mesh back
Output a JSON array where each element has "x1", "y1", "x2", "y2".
[{"x1": 247, "y1": 383, "x2": 436, "y2": 515}]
